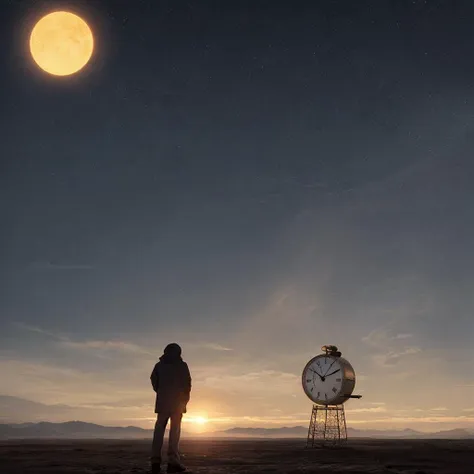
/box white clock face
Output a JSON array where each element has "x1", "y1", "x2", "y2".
[{"x1": 302, "y1": 355, "x2": 344, "y2": 404}]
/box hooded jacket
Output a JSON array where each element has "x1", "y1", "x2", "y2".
[{"x1": 150, "y1": 349, "x2": 192, "y2": 414}]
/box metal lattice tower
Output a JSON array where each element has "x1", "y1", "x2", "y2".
[{"x1": 306, "y1": 404, "x2": 348, "y2": 447}]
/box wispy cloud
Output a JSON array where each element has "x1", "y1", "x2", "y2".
[
  {"x1": 0, "y1": 357, "x2": 152, "y2": 407},
  {"x1": 345, "y1": 406, "x2": 387, "y2": 414},
  {"x1": 14, "y1": 322, "x2": 154, "y2": 358},
  {"x1": 373, "y1": 347, "x2": 422, "y2": 367},
  {"x1": 200, "y1": 343, "x2": 233, "y2": 352},
  {"x1": 13, "y1": 322, "x2": 66, "y2": 339},
  {"x1": 59, "y1": 339, "x2": 155, "y2": 357},
  {"x1": 362, "y1": 327, "x2": 391, "y2": 348},
  {"x1": 198, "y1": 414, "x2": 310, "y2": 425},
  {"x1": 363, "y1": 328, "x2": 414, "y2": 347},
  {"x1": 362, "y1": 328, "x2": 423, "y2": 368},
  {"x1": 350, "y1": 415, "x2": 474, "y2": 424},
  {"x1": 201, "y1": 370, "x2": 299, "y2": 396}
]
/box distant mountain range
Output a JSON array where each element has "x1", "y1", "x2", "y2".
[
  {"x1": 0, "y1": 421, "x2": 152, "y2": 439},
  {"x1": 1, "y1": 422, "x2": 473, "y2": 440}
]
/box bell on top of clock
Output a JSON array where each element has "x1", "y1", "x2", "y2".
[{"x1": 321, "y1": 345, "x2": 342, "y2": 357}]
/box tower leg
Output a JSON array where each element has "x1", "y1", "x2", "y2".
[{"x1": 306, "y1": 404, "x2": 318, "y2": 447}]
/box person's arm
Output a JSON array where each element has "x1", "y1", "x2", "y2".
[
  {"x1": 150, "y1": 363, "x2": 160, "y2": 393},
  {"x1": 183, "y1": 363, "x2": 191, "y2": 400}
]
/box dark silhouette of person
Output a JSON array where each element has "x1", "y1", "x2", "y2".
[{"x1": 150, "y1": 343, "x2": 191, "y2": 473}]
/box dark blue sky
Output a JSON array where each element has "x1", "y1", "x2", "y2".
[{"x1": 1, "y1": 0, "x2": 474, "y2": 431}]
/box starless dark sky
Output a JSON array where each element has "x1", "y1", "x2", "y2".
[{"x1": 1, "y1": 0, "x2": 474, "y2": 431}]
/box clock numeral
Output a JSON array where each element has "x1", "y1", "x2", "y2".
[
  {"x1": 336, "y1": 378, "x2": 341, "y2": 382},
  {"x1": 317, "y1": 391, "x2": 320, "y2": 398},
  {"x1": 332, "y1": 387, "x2": 337, "y2": 393},
  {"x1": 325, "y1": 393, "x2": 328, "y2": 400},
  {"x1": 306, "y1": 379, "x2": 311, "y2": 383},
  {"x1": 310, "y1": 387, "x2": 313, "y2": 392},
  {"x1": 316, "y1": 361, "x2": 321, "y2": 367}
]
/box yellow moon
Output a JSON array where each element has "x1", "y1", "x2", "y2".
[{"x1": 30, "y1": 11, "x2": 94, "y2": 76}]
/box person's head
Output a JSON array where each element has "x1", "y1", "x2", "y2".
[{"x1": 164, "y1": 343, "x2": 182, "y2": 357}]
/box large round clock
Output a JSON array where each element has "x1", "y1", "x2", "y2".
[{"x1": 302, "y1": 345, "x2": 356, "y2": 406}]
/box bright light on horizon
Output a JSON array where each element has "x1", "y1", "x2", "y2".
[{"x1": 185, "y1": 415, "x2": 209, "y2": 426}]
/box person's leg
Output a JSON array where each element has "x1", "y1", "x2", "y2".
[
  {"x1": 151, "y1": 413, "x2": 169, "y2": 465},
  {"x1": 168, "y1": 413, "x2": 183, "y2": 466}
]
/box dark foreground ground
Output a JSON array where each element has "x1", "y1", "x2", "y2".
[{"x1": 1, "y1": 439, "x2": 473, "y2": 474}]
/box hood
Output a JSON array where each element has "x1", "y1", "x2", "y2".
[{"x1": 159, "y1": 343, "x2": 183, "y2": 364}]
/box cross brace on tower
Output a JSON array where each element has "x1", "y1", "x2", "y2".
[{"x1": 306, "y1": 404, "x2": 348, "y2": 447}]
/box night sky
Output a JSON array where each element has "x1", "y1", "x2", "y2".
[{"x1": 1, "y1": 0, "x2": 474, "y2": 432}]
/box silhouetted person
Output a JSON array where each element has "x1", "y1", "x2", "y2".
[{"x1": 150, "y1": 343, "x2": 191, "y2": 473}]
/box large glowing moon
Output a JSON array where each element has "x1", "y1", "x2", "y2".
[{"x1": 29, "y1": 11, "x2": 94, "y2": 76}]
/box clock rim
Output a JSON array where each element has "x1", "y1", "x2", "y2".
[{"x1": 302, "y1": 354, "x2": 355, "y2": 405}]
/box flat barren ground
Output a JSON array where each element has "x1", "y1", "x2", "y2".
[{"x1": 0, "y1": 439, "x2": 473, "y2": 474}]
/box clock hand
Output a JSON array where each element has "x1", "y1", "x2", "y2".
[
  {"x1": 325, "y1": 369, "x2": 341, "y2": 377},
  {"x1": 322, "y1": 359, "x2": 337, "y2": 376},
  {"x1": 309, "y1": 368, "x2": 323, "y2": 380}
]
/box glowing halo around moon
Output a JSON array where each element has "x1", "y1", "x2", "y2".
[{"x1": 29, "y1": 11, "x2": 94, "y2": 76}]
